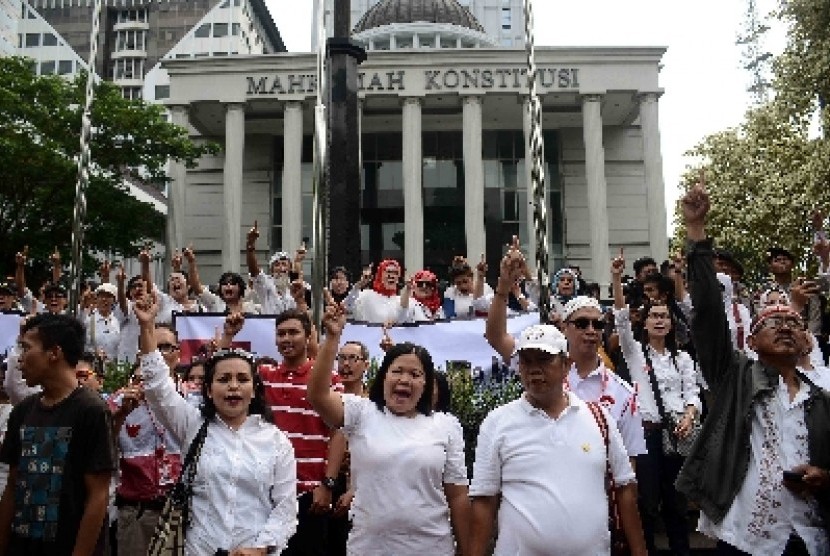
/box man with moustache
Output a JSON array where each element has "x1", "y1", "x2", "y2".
[
  {"x1": 676, "y1": 182, "x2": 830, "y2": 555},
  {"x1": 245, "y1": 222, "x2": 301, "y2": 315}
]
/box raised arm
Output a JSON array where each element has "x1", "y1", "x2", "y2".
[
  {"x1": 14, "y1": 248, "x2": 27, "y2": 298},
  {"x1": 307, "y1": 302, "x2": 346, "y2": 429},
  {"x1": 183, "y1": 246, "x2": 204, "y2": 295},
  {"x1": 115, "y1": 264, "x2": 128, "y2": 316},
  {"x1": 474, "y1": 255, "x2": 487, "y2": 300},
  {"x1": 611, "y1": 248, "x2": 626, "y2": 310},
  {"x1": 49, "y1": 247, "x2": 61, "y2": 285},
  {"x1": 246, "y1": 222, "x2": 261, "y2": 277},
  {"x1": 683, "y1": 179, "x2": 733, "y2": 390},
  {"x1": 484, "y1": 236, "x2": 525, "y2": 361},
  {"x1": 139, "y1": 247, "x2": 154, "y2": 294}
]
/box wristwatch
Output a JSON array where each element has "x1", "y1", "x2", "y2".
[{"x1": 321, "y1": 477, "x2": 337, "y2": 490}]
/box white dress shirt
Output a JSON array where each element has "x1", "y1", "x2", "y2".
[
  {"x1": 565, "y1": 361, "x2": 647, "y2": 456},
  {"x1": 614, "y1": 307, "x2": 701, "y2": 424},
  {"x1": 140, "y1": 350, "x2": 298, "y2": 554},
  {"x1": 352, "y1": 289, "x2": 407, "y2": 324},
  {"x1": 84, "y1": 309, "x2": 121, "y2": 360},
  {"x1": 249, "y1": 273, "x2": 295, "y2": 315},
  {"x1": 699, "y1": 378, "x2": 829, "y2": 555}
]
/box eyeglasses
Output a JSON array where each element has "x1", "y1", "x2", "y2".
[
  {"x1": 130, "y1": 374, "x2": 144, "y2": 383},
  {"x1": 415, "y1": 281, "x2": 435, "y2": 289},
  {"x1": 336, "y1": 354, "x2": 364, "y2": 363},
  {"x1": 569, "y1": 317, "x2": 605, "y2": 330},
  {"x1": 157, "y1": 342, "x2": 180, "y2": 353},
  {"x1": 647, "y1": 312, "x2": 671, "y2": 320},
  {"x1": 755, "y1": 315, "x2": 805, "y2": 332},
  {"x1": 76, "y1": 370, "x2": 91, "y2": 379}
]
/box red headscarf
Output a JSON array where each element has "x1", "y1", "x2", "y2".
[
  {"x1": 411, "y1": 270, "x2": 441, "y2": 315},
  {"x1": 372, "y1": 259, "x2": 401, "y2": 297}
]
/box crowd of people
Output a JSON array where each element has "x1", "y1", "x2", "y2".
[{"x1": 0, "y1": 184, "x2": 828, "y2": 555}]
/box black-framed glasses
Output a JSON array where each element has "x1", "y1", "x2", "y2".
[
  {"x1": 415, "y1": 281, "x2": 435, "y2": 289},
  {"x1": 336, "y1": 354, "x2": 365, "y2": 363},
  {"x1": 157, "y1": 342, "x2": 180, "y2": 354},
  {"x1": 569, "y1": 317, "x2": 604, "y2": 330},
  {"x1": 755, "y1": 315, "x2": 805, "y2": 332}
]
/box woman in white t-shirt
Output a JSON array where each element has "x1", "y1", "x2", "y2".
[{"x1": 307, "y1": 302, "x2": 470, "y2": 556}]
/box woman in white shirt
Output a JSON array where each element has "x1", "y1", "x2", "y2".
[
  {"x1": 134, "y1": 298, "x2": 297, "y2": 555},
  {"x1": 308, "y1": 302, "x2": 470, "y2": 556},
  {"x1": 611, "y1": 251, "x2": 700, "y2": 556}
]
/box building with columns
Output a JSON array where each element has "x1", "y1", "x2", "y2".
[{"x1": 165, "y1": 0, "x2": 668, "y2": 287}]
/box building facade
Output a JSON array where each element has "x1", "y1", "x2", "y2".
[
  {"x1": 12, "y1": 0, "x2": 284, "y2": 100},
  {"x1": 164, "y1": 46, "x2": 668, "y2": 287}
]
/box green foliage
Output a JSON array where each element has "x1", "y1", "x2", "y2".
[
  {"x1": 0, "y1": 56, "x2": 218, "y2": 283},
  {"x1": 101, "y1": 359, "x2": 134, "y2": 394},
  {"x1": 672, "y1": 2, "x2": 830, "y2": 284}
]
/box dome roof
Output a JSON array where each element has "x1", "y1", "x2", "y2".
[{"x1": 354, "y1": 0, "x2": 485, "y2": 34}]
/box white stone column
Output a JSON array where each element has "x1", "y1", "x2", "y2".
[
  {"x1": 167, "y1": 105, "x2": 188, "y2": 264},
  {"x1": 522, "y1": 97, "x2": 536, "y2": 272},
  {"x1": 639, "y1": 92, "x2": 668, "y2": 264},
  {"x1": 222, "y1": 103, "x2": 245, "y2": 272},
  {"x1": 282, "y1": 102, "x2": 303, "y2": 252},
  {"x1": 582, "y1": 94, "x2": 611, "y2": 286},
  {"x1": 402, "y1": 97, "x2": 423, "y2": 273},
  {"x1": 463, "y1": 96, "x2": 485, "y2": 262}
]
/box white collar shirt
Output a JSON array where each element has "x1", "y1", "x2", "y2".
[
  {"x1": 443, "y1": 284, "x2": 493, "y2": 318},
  {"x1": 614, "y1": 308, "x2": 701, "y2": 423},
  {"x1": 353, "y1": 289, "x2": 406, "y2": 324},
  {"x1": 699, "y1": 378, "x2": 829, "y2": 555},
  {"x1": 140, "y1": 350, "x2": 298, "y2": 554},
  {"x1": 84, "y1": 309, "x2": 121, "y2": 361},
  {"x1": 566, "y1": 361, "x2": 647, "y2": 456},
  {"x1": 470, "y1": 393, "x2": 635, "y2": 555}
]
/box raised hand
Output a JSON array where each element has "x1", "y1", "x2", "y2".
[
  {"x1": 499, "y1": 235, "x2": 526, "y2": 284},
  {"x1": 379, "y1": 322, "x2": 394, "y2": 352},
  {"x1": 611, "y1": 247, "x2": 625, "y2": 276},
  {"x1": 171, "y1": 250, "x2": 183, "y2": 271},
  {"x1": 138, "y1": 247, "x2": 151, "y2": 265},
  {"x1": 116, "y1": 263, "x2": 126, "y2": 284},
  {"x1": 246, "y1": 220, "x2": 260, "y2": 247},
  {"x1": 15, "y1": 246, "x2": 28, "y2": 267},
  {"x1": 357, "y1": 264, "x2": 373, "y2": 288},
  {"x1": 476, "y1": 253, "x2": 488, "y2": 276},
  {"x1": 99, "y1": 259, "x2": 111, "y2": 280},
  {"x1": 50, "y1": 246, "x2": 61, "y2": 266},
  {"x1": 132, "y1": 288, "x2": 159, "y2": 325},
  {"x1": 681, "y1": 172, "x2": 710, "y2": 226},
  {"x1": 321, "y1": 299, "x2": 346, "y2": 337},
  {"x1": 223, "y1": 312, "x2": 245, "y2": 338},
  {"x1": 183, "y1": 244, "x2": 195, "y2": 264},
  {"x1": 294, "y1": 241, "x2": 307, "y2": 264}
]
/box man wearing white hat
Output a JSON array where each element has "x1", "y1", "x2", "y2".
[
  {"x1": 84, "y1": 282, "x2": 121, "y2": 360},
  {"x1": 470, "y1": 323, "x2": 646, "y2": 555},
  {"x1": 245, "y1": 222, "x2": 299, "y2": 315},
  {"x1": 485, "y1": 241, "x2": 646, "y2": 460}
]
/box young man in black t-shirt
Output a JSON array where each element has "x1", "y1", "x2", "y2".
[{"x1": 0, "y1": 314, "x2": 116, "y2": 556}]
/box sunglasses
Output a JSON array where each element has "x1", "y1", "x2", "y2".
[
  {"x1": 336, "y1": 354, "x2": 364, "y2": 363},
  {"x1": 415, "y1": 281, "x2": 435, "y2": 288},
  {"x1": 157, "y1": 342, "x2": 180, "y2": 353},
  {"x1": 76, "y1": 370, "x2": 91, "y2": 379},
  {"x1": 569, "y1": 317, "x2": 605, "y2": 330}
]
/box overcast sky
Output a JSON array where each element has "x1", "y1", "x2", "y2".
[{"x1": 269, "y1": 0, "x2": 785, "y2": 233}]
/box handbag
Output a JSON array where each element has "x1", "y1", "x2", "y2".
[
  {"x1": 147, "y1": 419, "x2": 210, "y2": 556},
  {"x1": 587, "y1": 401, "x2": 630, "y2": 556},
  {"x1": 641, "y1": 345, "x2": 700, "y2": 458}
]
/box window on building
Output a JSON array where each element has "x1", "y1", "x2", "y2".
[
  {"x1": 58, "y1": 60, "x2": 73, "y2": 74},
  {"x1": 195, "y1": 24, "x2": 210, "y2": 38},
  {"x1": 26, "y1": 8, "x2": 36, "y2": 18},
  {"x1": 155, "y1": 85, "x2": 170, "y2": 99},
  {"x1": 213, "y1": 23, "x2": 228, "y2": 37},
  {"x1": 40, "y1": 60, "x2": 55, "y2": 75},
  {"x1": 501, "y1": 8, "x2": 512, "y2": 29},
  {"x1": 42, "y1": 33, "x2": 57, "y2": 46},
  {"x1": 232, "y1": 23, "x2": 240, "y2": 36},
  {"x1": 213, "y1": 51, "x2": 227, "y2": 56},
  {"x1": 25, "y1": 33, "x2": 39, "y2": 47}
]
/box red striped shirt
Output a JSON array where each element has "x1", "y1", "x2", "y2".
[{"x1": 259, "y1": 359, "x2": 341, "y2": 494}]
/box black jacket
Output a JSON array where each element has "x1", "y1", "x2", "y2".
[{"x1": 675, "y1": 238, "x2": 830, "y2": 532}]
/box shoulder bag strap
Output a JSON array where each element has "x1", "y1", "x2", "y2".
[{"x1": 641, "y1": 343, "x2": 668, "y2": 421}]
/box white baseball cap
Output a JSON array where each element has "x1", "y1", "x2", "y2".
[
  {"x1": 561, "y1": 296, "x2": 603, "y2": 321},
  {"x1": 514, "y1": 324, "x2": 568, "y2": 356},
  {"x1": 95, "y1": 283, "x2": 117, "y2": 297}
]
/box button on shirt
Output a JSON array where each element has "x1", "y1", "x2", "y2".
[
  {"x1": 614, "y1": 308, "x2": 701, "y2": 424},
  {"x1": 699, "y1": 378, "x2": 829, "y2": 555},
  {"x1": 84, "y1": 310, "x2": 121, "y2": 360},
  {"x1": 140, "y1": 350, "x2": 298, "y2": 554},
  {"x1": 470, "y1": 393, "x2": 635, "y2": 556},
  {"x1": 566, "y1": 362, "x2": 647, "y2": 456}
]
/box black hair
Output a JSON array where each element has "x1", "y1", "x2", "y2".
[
  {"x1": 21, "y1": 313, "x2": 85, "y2": 367},
  {"x1": 181, "y1": 358, "x2": 206, "y2": 381},
  {"x1": 329, "y1": 266, "x2": 351, "y2": 282},
  {"x1": 641, "y1": 274, "x2": 675, "y2": 302},
  {"x1": 368, "y1": 342, "x2": 435, "y2": 416},
  {"x1": 433, "y1": 371, "x2": 451, "y2": 413},
  {"x1": 635, "y1": 300, "x2": 679, "y2": 358},
  {"x1": 217, "y1": 272, "x2": 246, "y2": 298},
  {"x1": 200, "y1": 351, "x2": 273, "y2": 424},
  {"x1": 275, "y1": 308, "x2": 312, "y2": 336},
  {"x1": 633, "y1": 257, "x2": 657, "y2": 276},
  {"x1": 342, "y1": 340, "x2": 370, "y2": 361},
  {"x1": 448, "y1": 260, "x2": 473, "y2": 281}
]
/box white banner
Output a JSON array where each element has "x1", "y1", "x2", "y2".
[
  {"x1": 172, "y1": 311, "x2": 541, "y2": 370},
  {"x1": 0, "y1": 313, "x2": 23, "y2": 358},
  {"x1": 340, "y1": 312, "x2": 540, "y2": 371},
  {"x1": 172, "y1": 313, "x2": 279, "y2": 363}
]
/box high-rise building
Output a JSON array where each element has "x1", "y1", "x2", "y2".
[{"x1": 12, "y1": 0, "x2": 285, "y2": 100}]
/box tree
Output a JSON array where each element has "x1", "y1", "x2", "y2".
[
  {"x1": 673, "y1": 1, "x2": 830, "y2": 284},
  {"x1": 0, "y1": 56, "x2": 217, "y2": 283}
]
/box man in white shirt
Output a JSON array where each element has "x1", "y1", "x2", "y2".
[
  {"x1": 485, "y1": 242, "x2": 646, "y2": 460},
  {"x1": 470, "y1": 323, "x2": 646, "y2": 556}
]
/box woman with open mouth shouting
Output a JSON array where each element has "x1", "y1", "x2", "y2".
[
  {"x1": 308, "y1": 300, "x2": 470, "y2": 556},
  {"x1": 134, "y1": 294, "x2": 298, "y2": 555}
]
